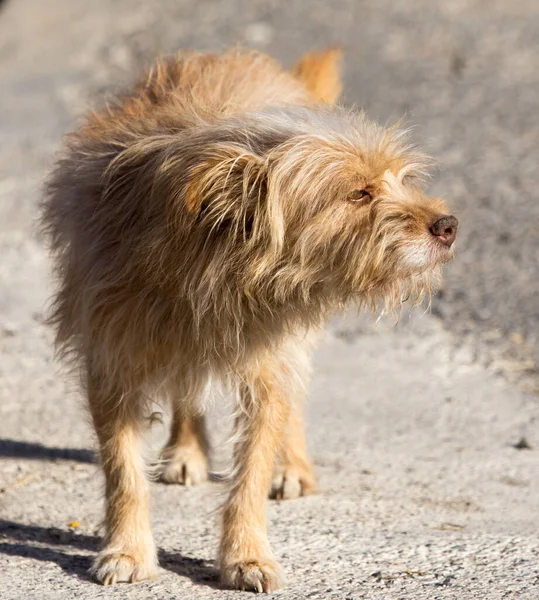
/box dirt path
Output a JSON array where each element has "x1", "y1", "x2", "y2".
[{"x1": 1, "y1": 1, "x2": 538, "y2": 598}]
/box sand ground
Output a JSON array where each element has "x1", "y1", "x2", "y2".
[{"x1": 0, "y1": 1, "x2": 538, "y2": 598}]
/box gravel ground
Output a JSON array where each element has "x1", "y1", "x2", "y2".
[{"x1": 0, "y1": 1, "x2": 538, "y2": 598}]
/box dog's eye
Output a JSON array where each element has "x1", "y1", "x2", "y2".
[{"x1": 347, "y1": 189, "x2": 372, "y2": 204}]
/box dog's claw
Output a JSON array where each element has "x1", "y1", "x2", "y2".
[
  {"x1": 102, "y1": 572, "x2": 117, "y2": 586},
  {"x1": 221, "y1": 559, "x2": 284, "y2": 593}
]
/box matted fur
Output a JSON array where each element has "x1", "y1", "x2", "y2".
[{"x1": 41, "y1": 47, "x2": 457, "y2": 593}]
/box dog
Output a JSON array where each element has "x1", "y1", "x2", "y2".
[{"x1": 41, "y1": 46, "x2": 458, "y2": 593}]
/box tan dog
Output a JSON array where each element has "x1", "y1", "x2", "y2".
[{"x1": 41, "y1": 47, "x2": 457, "y2": 593}]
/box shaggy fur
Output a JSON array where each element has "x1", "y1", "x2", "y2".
[{"x1": 41, "y1": 47, "x2": 457, "y2": 593}]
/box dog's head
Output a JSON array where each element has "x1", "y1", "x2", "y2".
[{"x1": 177, "y1": 106, "x2": 457, "y2": 312}]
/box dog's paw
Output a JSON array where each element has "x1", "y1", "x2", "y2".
[
  {"x1": 91, "y1": 551, "x2": 158, "y2": 585},
  {"x1": 221, "y1": 559, "x2": 284, "y2": 593},
  {"x1": 159, "y1": 445, "x2": 208, "y2": 486},
  {"x1": 270, "y1": 463, "x2": 317, "y2": 500}
]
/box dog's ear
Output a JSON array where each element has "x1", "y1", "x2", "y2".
[
  {"x1": 185, "y1": 140, "x2": 287, "y2": 256},
  {"x1": 185, "y1": 145, "x2": 265, "y2": 218},
  {"x1": 292, "y1": 46, "x2": 343, "y2": 104}
]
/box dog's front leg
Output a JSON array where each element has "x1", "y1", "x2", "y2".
[
  {"x1": 219, "y1": 361, "x2": 290, "y2": 593},
  {"x1": 87, "y1": 374, "x2": 158, "y2": 585}
]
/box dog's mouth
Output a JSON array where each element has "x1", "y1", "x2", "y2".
[
  {"x1": 431, "y1": 236, "x2": 458, "y2": 263},
  {"x1": 400, "y1": 237, "x2": 457, "y2": 274}
]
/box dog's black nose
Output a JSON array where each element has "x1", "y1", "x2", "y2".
[{"x1": 430, "y1": 215, "x2": 458, "y2": 247}]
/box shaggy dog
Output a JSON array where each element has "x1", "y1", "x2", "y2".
[{"x1": 41, "y1": 47, "x2": 457, "y2": 593}]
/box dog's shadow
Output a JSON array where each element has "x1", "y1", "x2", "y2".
[
  {"x1": 0, "y1": 439, "x2": 96, "y2": 463},
  {"x1": 0, "y1": 520, "x2": 219, "y2": 589}
]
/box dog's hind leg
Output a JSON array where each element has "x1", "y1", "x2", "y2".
[
  {"x1": 218, "y1": 357, "x2": 290, "y2": 592},
  {"x1": 159, "y1": 411, "x2": 209, "y2": 485},
  {"x1": 269, "y1": 334, "x2": 317, "y2": 500},
  {"x1": 87, "y1": 372, "x2": 158, "y2": 585},
  {"x1": 270, "y1": 399, "x2": 317, "y2": 500}
]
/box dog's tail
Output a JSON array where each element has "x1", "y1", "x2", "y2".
[{"x1": 292, "y1": 46, "x2": 343, "y2": 104}]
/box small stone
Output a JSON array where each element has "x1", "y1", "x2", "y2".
[{"x1": 513, "y1": 437, "x2": 533, "y2": 450}]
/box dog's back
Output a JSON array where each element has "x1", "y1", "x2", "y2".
[
  {"x1": 128, "y1": 50, "x2": 309, "y2": 119},
  {"x1": 87, "y1": 48, "x2": 341, "y2": 135}
]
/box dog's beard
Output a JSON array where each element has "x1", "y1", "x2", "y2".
[{"x1": 353, "y1": 259, "x2": 443, "y2": 319}]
